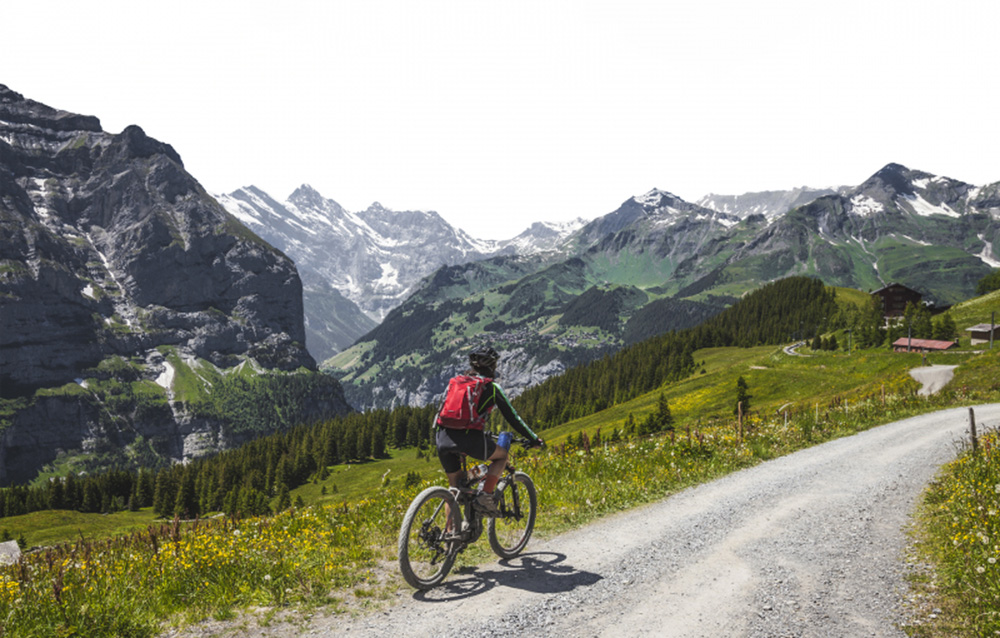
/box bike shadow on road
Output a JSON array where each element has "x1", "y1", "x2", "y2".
[{"x1": 412, "y1": 551, "x2": 603, "y2": 603}]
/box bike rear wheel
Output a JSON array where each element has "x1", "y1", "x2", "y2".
[
  {"x1": 488, "y1": 471, "x2": 537, "y2": 559},
  {"x1": 398, "y1": 486, "x2": 460, "y2": 589}
]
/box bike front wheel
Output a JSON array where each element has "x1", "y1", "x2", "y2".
[
  {"x1": 488, "y1": 471, "x2": 537, "y2": 559},
  {"x1": 398, "y1": 486, "x2": 460, "y2": 589}
]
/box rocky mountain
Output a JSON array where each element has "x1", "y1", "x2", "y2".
[
  {"x1": 496, "y1": 218, "x2": 589, "y2": 255},
  {"x1": 681, "y1": 164, "x2": 1000, "y2": 306},
  {"x1": 696, "y1": 186, "x2": 846, "y2": 222},
  {"x1": 0, "y1": 86, "x2": 351, "y2": 485},
  {"x1": 328, "y1": 188, "x2": 746, "y2": 410},
  {"x1": 215, "y1": 185, "x2": 584, "y2": 361},
  {"x1": 328, "y1": 166, "x2": 998, "y2": 411}
]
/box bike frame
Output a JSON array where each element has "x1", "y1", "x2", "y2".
[{"x1": 443, "y1": 436, "x2": 530, "y2": 549}]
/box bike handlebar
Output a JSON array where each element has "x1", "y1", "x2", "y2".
[{"x1": 504, "y1": 435, "x2": 545, "y2": 449}]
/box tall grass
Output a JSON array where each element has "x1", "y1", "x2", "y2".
[
  {"x1": 0, "y1": 501, "x2": 404, "y2": 637},
  {"x1": 5, "y1": 363, "x2": 994, "y2": 638},
  {"x1": 908, "y1": 428, "x2": 1000, "y2": 636},
  {"x1": 0, "y1": 354, "x2": 1000, "y2": 638}
]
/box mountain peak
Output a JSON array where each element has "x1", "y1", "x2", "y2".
[
  {"x1": 289, "y1": 183, "x2": 323, "y2": 201},
  {"x1": 878, "y1": 162, "x2": 910, "y2": 175},
  {"x1": 860, "y1": 163, "x2": 917, "y2": 198},
  {"x1": 634, "y1": 188, "x2": 681, "y2": 208}
]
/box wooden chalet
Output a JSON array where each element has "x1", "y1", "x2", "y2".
[
  {"x1": 965, "y1": 323, "x2": 1000, "y2": 345},
  {"x1": 871, "y1": 283, "x2": 923, "y2": 318},
  {"x1": 891, "y1": 337, "x2": 957, "y2": 353}
]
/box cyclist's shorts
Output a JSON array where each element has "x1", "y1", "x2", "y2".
[{"x1": 436, "y1": 427, "x2": 497, "y2": 473}]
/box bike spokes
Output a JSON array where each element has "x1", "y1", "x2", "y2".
[
  {"x1": 488, "y1": 472, "x2": 537, "y2": 559},
  {"x1": 399, "y1": 487, "x2": 458, "y2": 589}
]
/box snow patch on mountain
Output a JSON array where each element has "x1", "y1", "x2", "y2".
[
  {"x1": 374, "y1": 262, "x2": 400, "y2": 292},
  {"x1": 905, "y1": 193, "x2": 960, "y2": 218},
  {"x1": 901, "y1": 234, "x2": 931, "y2": 247},
  {"x1": 635, "y1": 188, "x2": 678, "y2": 208},
  {"x1": 978, "y1": 234, "x2": 1000, "y2": 267},
  {"x1": 714, "y1": 213, "x2": 739, "y2": 228},
  {"x1": 912, "y1": 176, "x2": 949, "y2": 190},
  {"x1": 215, "y1": 185, "x2": 585, "y2": 324},
  {"x1": 850, "y1": 194, "x2": 884, "y2": 216}
]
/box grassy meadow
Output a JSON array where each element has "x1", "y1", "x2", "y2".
[
  {"x1": 1, "y1": 290, "x2": 999, "y2": 637},
  {"x1": 908, "y1": 429, "x2": 1000, "y2": 636}
]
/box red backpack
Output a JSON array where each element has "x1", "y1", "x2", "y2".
[{"x1": 436, "y1": 375, "x2": 493, "y2": 429}]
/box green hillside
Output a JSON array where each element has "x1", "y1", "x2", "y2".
[{"x1": 3, "y1": 295, "x2": 998, "y2": 637}]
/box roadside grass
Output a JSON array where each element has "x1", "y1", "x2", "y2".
[
  {"x1": 905, "y1": 427, "x2": 1000, "y2": 637},
  {"x1": 1, "y1": 346, "x2": 998, "y2": 637}
]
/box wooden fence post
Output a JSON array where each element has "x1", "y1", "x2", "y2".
[
  {"x1": 969, "y1": 407, "x2": 979, "y2": 453},
  {"x1": 738, "y1": 401, "x2": 743, "y2": 443}
]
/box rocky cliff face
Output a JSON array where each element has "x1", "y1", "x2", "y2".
[{"x1": 0, "y1": 85, "x2": 349, "y2": 485}]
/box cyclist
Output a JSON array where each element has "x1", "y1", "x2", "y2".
[{"x1": 435, "y1": 345, "x2": 543, "y2": 516}]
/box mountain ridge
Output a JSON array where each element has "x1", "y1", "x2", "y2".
[
  {"x1": 327, "y1": 162, "x2": 998, "y2": 411},
  {"x1": 214, "y1": 185, "x2": 585, "y2": 361}
]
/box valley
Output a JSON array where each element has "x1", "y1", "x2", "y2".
[{"x1": 2, "y1": 83, "x2": 999, "y2": 638}]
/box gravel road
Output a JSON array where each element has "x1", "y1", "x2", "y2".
[
  {"x1": 168, "y1": 404, "x2": 1000, "y2": 638},
  {"x1": 909, "y1": 365, "x2": 958, "y2": 397}
]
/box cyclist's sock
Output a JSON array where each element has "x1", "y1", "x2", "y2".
[{"x1": 483, "y1": 475, "x2": 499, "y2": 493}]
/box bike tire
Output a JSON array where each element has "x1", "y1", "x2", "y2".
[
  {"x1": 398, "y1": 486, "x2": 460, "y2": 589},
  {"x1": 488, "y1": 471, "x2": 537, "y2": 559}
]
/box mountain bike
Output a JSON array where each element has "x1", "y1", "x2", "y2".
[{"x1": 397, "y1": 435, "x2": 539, "y2": 590}]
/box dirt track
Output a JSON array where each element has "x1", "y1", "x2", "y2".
[
  {"x1": 167, "y1": 403, "x2": 1000, "y2": 638},
  {"x1": 909, "y1": 364, "x2": 958, "y2": 396}
]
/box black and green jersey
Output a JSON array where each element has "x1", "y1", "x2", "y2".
[{"x1": 475, "y1": 377, "x2": 540, "y2": 443}]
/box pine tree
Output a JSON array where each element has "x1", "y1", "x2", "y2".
[
  {"x1": 933, "y1": 314, "x2": 957, "y2": 341},
  {"x1": 174, "y1": 468, "x2": 198, "y2": 519},
  {"x1": 152, "y1": 471, "x2": 177, "y2": 519},
  {"x1": 63, "y1": 472, "x2": 80, "y2": 511},
  {"x1": 734, "y1": 376, "x2": 751, "y2": 417},
  {"x1": 372, "y1": 425, "x2": 387, "y2": 459},
  {"x1": 276, "y1": 483, "x2": 291, "y2": 511},
  {"x1": 137, "y1": 469, "x2": 155, "y2": 508},
  {"x1": 624, "y1": 413, "x2": 636, "y2": 438},
  {"x1": 81, "y1": 481, "x2": 101, "y2": 513},
  {"x1": 656, "y1": 393, "x2": 674, "y2": 432},
  {"x1": 46, "y1": 478, "x2": 65, "y2": 510}
]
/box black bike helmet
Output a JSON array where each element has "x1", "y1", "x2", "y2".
[{"x1": 469, "y1": 345, "x2": 500, "y2": 375}]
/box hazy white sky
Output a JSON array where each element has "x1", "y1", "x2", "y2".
[{"x1": 3, "y1": 0, "x2": 998, "y2": 239}]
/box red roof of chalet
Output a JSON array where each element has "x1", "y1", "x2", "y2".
[{"x1": 890, "y1": 338, "x2": 956, "y2": 350}]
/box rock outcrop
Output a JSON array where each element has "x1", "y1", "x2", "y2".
[{"x1": 0, "y1": 85, "x2": 349, "y2": 484}]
